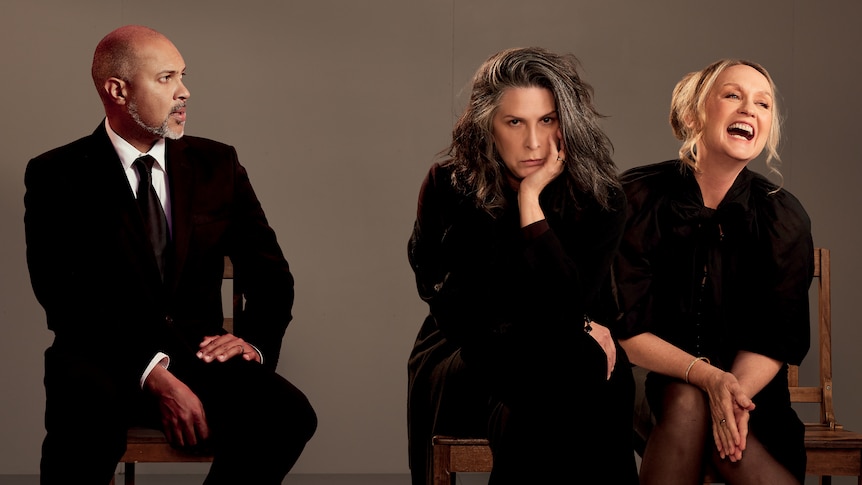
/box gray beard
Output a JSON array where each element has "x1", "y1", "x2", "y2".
[{"x1": 128, "y1": 101, "x2": 182, "y2": 140}]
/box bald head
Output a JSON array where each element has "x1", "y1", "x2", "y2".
[
  {"x1": 91, "y1": 25, "x2": 190, "y2": 152},
  {"x1": 91, "y1": 25, "x2": 169, "y2": 98}
]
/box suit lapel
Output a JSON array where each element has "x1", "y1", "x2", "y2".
[
  {"x1": 91, "y1": 124, "x2": 155, "y2": 256},
  {"x1": 90, "y1": 123, "x2": 165, "y2": 288}
]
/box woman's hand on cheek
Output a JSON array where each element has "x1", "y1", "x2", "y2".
[{"x1": 520, "y1": 132, "x2": 565, "y2": 196}]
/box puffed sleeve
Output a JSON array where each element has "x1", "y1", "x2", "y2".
[{"x1": 734, "y1": 182, "x2": 813, "y2": 365}]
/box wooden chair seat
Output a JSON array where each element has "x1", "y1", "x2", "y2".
[
  {"x1": 116, "y1": 428, "x2": 213, "y2": 485},
  {"x1": 431, "y1": 436, "x2": 492, "y2": 485},
  {"x1": 431, "y1": 248, "x2": 862, "y2": 485},
  {"x1": 803, "y1": 425, "x2": 862, "y2": 482}
]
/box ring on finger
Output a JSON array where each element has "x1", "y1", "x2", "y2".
[{"x1": 720, "y1": 418, "x2": 727, "y2": 425}]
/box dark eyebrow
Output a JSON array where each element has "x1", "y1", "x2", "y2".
[
  {"x1": 500, "y1": 110, "x2": 557, "y2": 118},
  {"x1": 158, "y1": 67, "x2": 186, "y2": 77}
]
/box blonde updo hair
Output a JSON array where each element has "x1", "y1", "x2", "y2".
[{"x1": 670, "y1": 59, "x2": 782, "y2": 178}]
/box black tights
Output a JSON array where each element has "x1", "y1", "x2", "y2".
[{"x1": 639, "y1": 381, "x2": 799, "y2": 485}]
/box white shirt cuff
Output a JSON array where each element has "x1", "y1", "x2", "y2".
[{"x1": 140, "y1": 352, "x2": 170, "y2": 389}]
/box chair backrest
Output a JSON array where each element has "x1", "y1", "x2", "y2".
[
  {"x1": 222, "y1": 256, "x2": 244, "y2": 333},
  {"x1": 788, "y1": 247, "x2": 837, "y2": 429}
]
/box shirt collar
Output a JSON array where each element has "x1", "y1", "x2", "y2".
[{"x1": 104, "y1": 118, "x2": 167, "y2": 173}]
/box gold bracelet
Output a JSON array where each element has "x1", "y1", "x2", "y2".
[{"x1": 684, "y1": 356, "x2": 710, "y2": 384}]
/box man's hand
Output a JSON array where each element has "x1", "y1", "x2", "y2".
[
  {"x1": 196, "y1": 334, "x2": 261, "y2": 363},
  {"x1": 143, "y1": 365, "x2": 209, "y2": 447}
]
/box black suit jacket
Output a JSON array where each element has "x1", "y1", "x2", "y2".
[{"x1": 25, "y1": 123, "x2": 294, "y2": 383}]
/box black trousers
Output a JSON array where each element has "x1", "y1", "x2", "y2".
[{"x1": 40, "y1": 343, "x2": 317, "y2": 485}]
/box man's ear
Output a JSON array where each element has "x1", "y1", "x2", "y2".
[{"x1": 104, "y1": 77, "x2": 127, "y2": 104}]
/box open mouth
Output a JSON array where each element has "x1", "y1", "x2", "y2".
[{"x1": 728, "y1": 122, "x2": 754, "y2": 141}]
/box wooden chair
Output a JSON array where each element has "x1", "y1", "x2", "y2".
[
  {"x1": 790, "y1": 247, "x2": 862, "y2": 485},
  {"x1": 431, "y1": 248, "x2": 862, "y2": 485},
  {"x1": 111, "y1": 256, "x2": 241, "y2": 485}
]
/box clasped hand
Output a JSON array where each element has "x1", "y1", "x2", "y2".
[{"x1": 705, "y1": 370, "x2": 755, "y2": 462}]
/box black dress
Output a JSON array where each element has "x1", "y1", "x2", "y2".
[
  {"x1": 613, "y1": 159, "x2": 813, "y2": 482},
  {"x1": 407, "y1": 162, "x2": 638, "y2": 485}
]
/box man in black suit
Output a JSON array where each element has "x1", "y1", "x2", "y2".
[{"x1": 24, "y1": 25, "x2": 316, "y2": 484}]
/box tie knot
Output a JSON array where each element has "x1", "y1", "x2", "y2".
[{"x1": 134, "y1": 155, "x2": 156, "y2": 175}]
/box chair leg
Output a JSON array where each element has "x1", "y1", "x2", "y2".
[{"x1": 432, "y1": 442, "x2": 455, "y2": 485}]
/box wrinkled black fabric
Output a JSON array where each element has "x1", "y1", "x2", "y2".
[
  {"x1": 614, "y1": 159, "x2": 813, "y2": 482},
  {"x1": 407, "y1": 162, "x2": 638, "y2": 484}
]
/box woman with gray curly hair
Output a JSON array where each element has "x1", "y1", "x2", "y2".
[
  {"x1": 407, "y1": 46, "x2": 637, "y2": 484},
  {"x1": 614, "y1": 59, "x2": 812, "y2": 484}
]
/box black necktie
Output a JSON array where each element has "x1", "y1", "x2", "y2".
[{"x1": 134, "y1": 155, "x2": 168, "y2": 279}]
